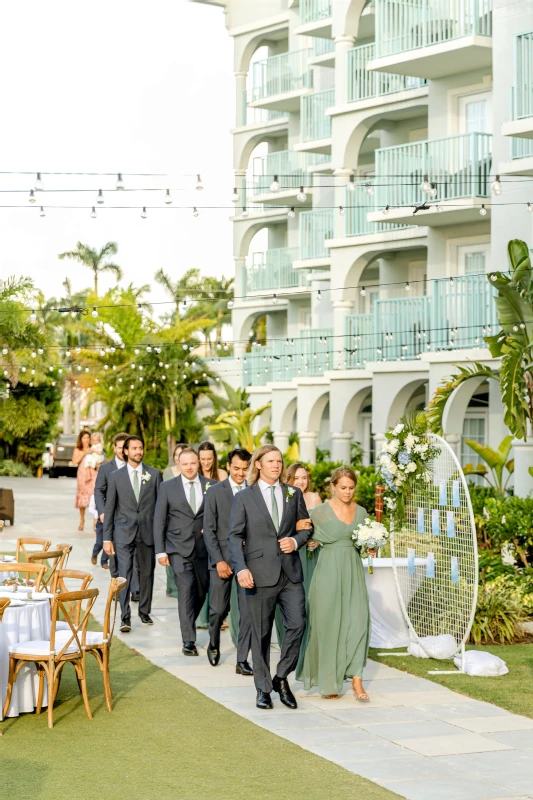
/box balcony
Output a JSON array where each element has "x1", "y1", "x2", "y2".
[
  {"x1": 244, "y1": 247, "x2": 308, "y2": 295},
  {"x1": 298, "y1": 209, "x2": 335, "y2": 262},
  {"x1": 345, "y1": 181, "x2": 414, "y2": 238},
  {"x1": 250, "y1": 49, "x2": 312, "y2": 112},
  {"x1": 310, "y1": 37, "x2": 335, "y2": 67},
  {"x1": 299, "y1": 89, "x2": 334, "y2": 152},
  {"x1": 347, "y1": 43, "x2": 427, "y2": 105},
  {"x1": 369, "y1": 0, "x2": 492, "y2": 80},
  {"x1": 251, "y1": 150, "x2": 328, "y2": 204},
  {"x1": 432, "y1": 273, "x2": 497, "y2": 350},
  {"x1": 243, "y1": 328, "x2": 333, "y2": 387},
  {"x1": 368, "y1": 133, "x2": 492, "y2": 226},
  {"x1": 239, "y1": 91, "x2": 288, "y2": 130},
  {"x1": 502, "y1": 31, "x2": 533, "y2": 140},
  {"x1": 297, "y1": 0, "x2": 332, "y2": 38}
]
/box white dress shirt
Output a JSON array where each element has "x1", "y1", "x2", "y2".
[
  {"x1": 156, "y1": 473, "x2": 203, "y2": 561},
  {"x1": 115, "y1": 456, "x2": 126, "y2": 470},
  {"x1": 127, "y1": 461, "x2": 144, "y2": 492},
  {"x1": 229, "y1": 477, "x2": 246, "y2": 495},
  {"x1": 237, "y1": 479, "x2": 297, "y2": 576}
]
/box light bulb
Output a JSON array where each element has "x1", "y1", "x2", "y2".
[
  {"x1": 193, "y1": 207, "x2": 199, "y2": 217},
  {"x1": 491, "y1": 175, "x2": 502, "y2": 196},
  {"x1": 29, "y1": 309, "x2": 37, "y2": 321},
  {"x1": 39, "y1": 206, "x2": 46, "y2": 217},
  {"x1": 241, "y1": 207, "x2": 249, "y2": 218},
  {"x1": 272, "y1": 294, "x2": 278, "y2": 305},
  {"x1": 91, "y1": 307, "x2": 98, "y2": 318},
  {"x1": 96, "y1": 189, "x2": 104, "y2": 205},
  {"x1": 141, "y1": 207, "x2": 147, "y2": 219},
  {"x1": 297, "y1": 186, "x2": 307, "y2": 202},
  {"x1": 405, "y1": 282, "x2": 411, "y2": 291},
  {"x1": 91, "y1": 207, "x2": 97, "y2": 219},
  {"x1": 365, "y1": 182, "x2": 373, "y2": 196},
  {"x1": 338, "y1": 205, "x2": 344, "y2": 216},
  {"x1": 421, "y1": 175, "x2": 431, "y2": 193},
  {"x1": 116, "y1": 173, "x2": 124, "y2": 190},
  {"x1": 479, "y1": 204, "x2": 487, "y2": 216},
  {"x1": 270, "y1": 175, "x2": 280, "y2": 193},
  {"x1": 347, "y1": 176, "x2": 355, "y2": 192},
  {"x1": 383, "y1": 205, "x2": 389, "y2": 215},
  {"x1": 66, "y1": 349, "x2": 71, "y2": 357},
  {"x1": 231, "y1": 187, "x2": 239, "y2": 202},
  {"x1": 528, "y1": 203, "x2": 532, "y2": 212},
  {"x1": 34, "y1": 172, "x2": 43, "y2": 191},
  {"x1": 228, "y1": 299, "x2": 234, "y2": 309},
  {"x1": 436, "y1": 204, "x2": 442, "y2": 212},
  {"x1": 360, "y1": 287, "x2": 367, "y2": 297},
  {"x1": 164, "y1": 189, "x2": 173, "y2": 204},
  {"x1": 28, "y1": 190, "x2": 36, "y2": 204},
  {"x1": 287, "y1": 207, "x2": 295, "y2": 218},
  {"x1": 317, "y1": 290, "x2": 322, "y2": 302},
  {"x1": 195, "y1": 174, "x2": 203, "y2": 191},
  {"x1": 429, "y1": 183, "x2": 437, "y2": 197}
]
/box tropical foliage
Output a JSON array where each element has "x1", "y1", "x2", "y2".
[{"x1": 463, "y1": 435, "x2": 514, "y2": 496}]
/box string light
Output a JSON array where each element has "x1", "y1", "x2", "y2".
[
  {"x1": 141, "y1": 207, "x2": 147, "y2": 219},
  {"x1": 365, "y1": 182, "x2": 373, "y2": 196},
  {"x1": 270, "y1": 175, "x2": 280, "y2": 193},
  {"x1": 39, "y1": 206, "x2": 46, "y2": 218},
  {"x1": 405, "y1": 282, "x2": 411, "y2": 291},
  {"x1": 383, "y1": 205, "x2": 389, "y2": 215},
  {"x1": 193, "y1": 207, "x2": 199, "y2": 217},
  {"x1": 421, "y1": 175, "x2": 431, "y2": 193},
  {"x1": 34, "y1": 173, "x2": 43, "y2": 191},
  {"x1": 28, "y1": 190, "x2": 36, "y2": 204},
  {"x1": 338, "y1": 205, "x2": 344, "y2": 216},
  {"x1": 231, "y1": 187, "x2": 239, "y2": 202},
  {"x1": 29, "y1": 310, "x2": 37, "y2": 322},
  {"x1": 491, "y1": 175, "x2": 502, "y2": 196},
  {"x1": 272, "y1": 294, "x2": 278, "y2": 305},
  {"x1": 317, "y1": 289, "x2": 322, "y2": 302},
  {"x1": 297, "y1": 186, "x2": 307, "y2": 202},
  {"x1": 429, "y1": 183, "x2": 437, "y2": 197},
  {"x1": 241, "y1": 207, "x2": 249, "y2": 218},
  {"x1": 91, "y1": 207, "x2": 97, "y2": 219},
  {"x1": 91, "y1": 307, "x2": 98, "y2": 318},
  {"x1": 360, "y1": 287, "x2": 367, "y2": 296},
  {"x1": 528, "y1": 203, "x2": 532, "y2": 212},
  {"x1": 347, "y1": 175, "x2": 355, "y2": 192},
  {"x1": 287, "y1": 207, "x2": 295, "y2": 218},
  {"x1": 116, "y1": 173, "x2": 125, "y2": 190},
  {"x1": 479, "y1": 204, "x2": 487, "y2": 216},
  {"x1": 96, "y1": 189, "x2": 104, "y2": 205},
  {"x1": 195, "y1": 174, "x2": 203, "y2": 191},
  {"x1": 164, "y1": 189, "x2": 173, "y2": 205}
]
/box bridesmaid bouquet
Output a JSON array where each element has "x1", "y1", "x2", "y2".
[{"x1": 352, "y1": 519, "x2": 389, "y2": 574}]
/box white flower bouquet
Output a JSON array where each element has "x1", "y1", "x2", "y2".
[{"x1": 352, "y1": 519, "x2": 389, "y2": 574}]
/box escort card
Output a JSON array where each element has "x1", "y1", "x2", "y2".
[
  {"x1": 426, "y1": 551, "x2": 435, "y2": 579},
  {"x1": 451, "y1": 556, "x2": 459, "y2": 584},
  {"x1": 446, "y1": 510, "x2": 455, "y2": 538},
  {"x1": 432, "y1": 509, "x2": 440, "y2": 536},
  {"x1": 452, "y1": 479, "x2": 461, "y2": 508},
  {"x1": 408, "y1": 547, "x2": 416, "y2": 575},
  {"x1": 439, "y1": 480, "x2": 447, "y2": 506},
  {"x1": 417, "y1": 507, "x2": 425, "y2": 534}
]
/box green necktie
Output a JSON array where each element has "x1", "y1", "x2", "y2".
[
  {"x1": 270, "y1": 485, "x2": 279, "y2": 532},
  {"x1": 189, "y1": 481, "x2": 196, "y2": 513},
  {"x1": 133, "y1": 469, "x2": 140, "y2": 502}
]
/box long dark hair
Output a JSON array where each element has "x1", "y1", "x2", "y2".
[
  {"x1": 286, "y1": 462, "x2": 310, "y2": 493},
  {"x1": 76, "y1": 430, "x2": 91, "y2": 449},
  {"x1": 198, "y1": 441, "x2": 219, "y2": 480}
]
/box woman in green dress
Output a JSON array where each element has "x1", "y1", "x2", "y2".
[
  {"x1": 162, "y1": 443, "x2": 188, "y2": 598},
  {"x1": 298, "y1": 466, "x2": 373, "y2": 701}
]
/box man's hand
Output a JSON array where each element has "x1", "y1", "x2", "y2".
[
  {"x1": 216, "y1": 561, "x2": 233, "y2": 580},
  {"x1": 238, "y1": 569, "x2": 254, "y2": 589},
  {"x1": 158, "y1": 555, "x2": 170, "y2": 567},
  {"x1": 296, "y1": 518, "x2": 312, "y2": 531},
  {"x1": 279, "y1": 537, "x2": 297, "y2": 554},
  {"x1": 103, "y1": 541, "x2": 115, "y2": 556},
  {"x1": 99, "y1": 513, "x2": 104, "y2": 523}
]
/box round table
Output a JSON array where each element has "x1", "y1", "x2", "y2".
[
  {"x1": 363, "y1": 557, "x2": 427, "y2": 649},
  {"x1": 0, "y1": 597, "x2": 51, "y2": 718}
]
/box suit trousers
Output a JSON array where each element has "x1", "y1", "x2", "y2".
[
  {"x1": 114, "y1": 534, "x2": 155, "y2": 622},
  {"x1": 92, "y1": 521, "x2": 109, "y2": 566},
  {"x1": 170, "y1": 552, "x2": 209, "y2": 643},
  {"x1": 245, "y1": 571, "x2": 306, "y2": 693},
  {"x1": 208, "y1": 570, "x2": 251, "y2": 662},
  {"x1": 109, "y1": 551, "x2": 139, "y2": 594}
]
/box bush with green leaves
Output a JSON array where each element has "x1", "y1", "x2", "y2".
[
  {"x1": 0, "y1": 459, "x2": 33, "y2": 477},
  {"x1": 471, "y1": 579, "x2": 526, "y2": 645}
]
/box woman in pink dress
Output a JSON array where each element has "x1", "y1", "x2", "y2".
[{"x1": 73, "y1": 430, "x2": 98, "y2": 531}]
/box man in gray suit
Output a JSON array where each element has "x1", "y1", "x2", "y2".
[
  {"x1": 103, "y1": 435, "x2": 162, "y2": 632},
  {"x1": 229, "y1": 445, "x2": 311, "y2": 710},
  {"x1": 154, "y1": 447, "x2": 212, "y2": 656},
  {"x1": 203, "y1": 447, "x2": 252, "y2": 674}
]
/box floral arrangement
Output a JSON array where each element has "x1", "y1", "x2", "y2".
[
  {"x1": 352, "y1": 519, "x2": 389, "y2": 573},
  {"x1": 378, "y1": 414, "x2": 440, "y2": 529}
]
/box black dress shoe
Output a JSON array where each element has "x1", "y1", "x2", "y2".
[
  {"x1": 131, "y1": 592, "x2": 140, "y2": 602},
  {"x1": 207, "y1": 643, "x2": 220, "y2": 666},
  {"x1": 256, "y1": 690, "x2": 273, "y2": 710},
  {"x1": 139, "y1": 613, "x2": 153, "y2": 625},
  {"x1": 272, "y1": 675, "x2": 297, "y2": 709},
  {"x1": 235, "y1": 660, "x2": 253, "y2": 676},
  {"x1": 119, "y1": 622, "x2": 131, "y2": 633},
  {"x1": 182, "y1": 641, "x2": 198, "y2": 656}
]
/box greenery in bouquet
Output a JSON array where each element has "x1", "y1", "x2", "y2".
[{"x1": 352, "y1": 518, "x2": 389, "y2": 573}]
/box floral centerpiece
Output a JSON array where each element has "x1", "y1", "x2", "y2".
[
  {"x1": 352, "y1": 519, "x2": 389, "y2": 574},
  {"x1": 378, "y1": 413, "x2": 440, "y2": 529}
]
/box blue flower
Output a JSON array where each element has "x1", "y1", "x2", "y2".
[{"x1": 398, "y1": 450, "x2": 411, "y2": 465}]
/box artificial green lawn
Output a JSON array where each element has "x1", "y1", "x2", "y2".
[
  {"x1": 370, "y1": 643, "x2": 533, "y2": 718},
  {"x1": 1, "y1": 630, "x2": 400, "y2": 800}
]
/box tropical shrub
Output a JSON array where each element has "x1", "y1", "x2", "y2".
[
  {"x1": 305, "y1": 460, "x2": 342, "y2": 501},
  {"x1": 470, "y1": 579, "x2": 526, "y2": 645},
  {"x1": 0, "y1": 459, "x2": 33, "y2": 477}
]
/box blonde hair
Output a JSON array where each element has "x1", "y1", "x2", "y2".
[
  {"x1": 248, "y1": 445, "x2": 285, "y2": 486},
  {"x1": 330, "y1": 466, "x2": 358, "y2": 488},
  {"x1": 286, "y1": 462, "x2": 310, "y2": 493}
]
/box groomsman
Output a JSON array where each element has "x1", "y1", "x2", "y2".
[
  {"x1": 203, "y1": 447, "x2": 253, "y2": 675},
  {"x1": 229, "y1": 445, "x2": 311, "y2": 710},
  {"x1": 103, "y1": 435, "x2": 162, "y2": 632},
  {"x1": 93, "y1": 432, "x2": 128, "y2": 570},
  {"x1": 154, "y1": 447, "x2": 212, "y2": 656}
]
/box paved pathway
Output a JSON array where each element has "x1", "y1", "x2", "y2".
[{"x1": 2, "y1": 476, "x2": 533, "y2": 800}]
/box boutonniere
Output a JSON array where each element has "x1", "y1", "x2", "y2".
[
  {"x1": 141, "y1": 472, "x2": 151, "y2": 484},
  {"x1": 285, "y1": 486, "x2": 295, "y2": 503},
  {"x1": 204, "y1": 482, "x2": 212, "y2": 494}
]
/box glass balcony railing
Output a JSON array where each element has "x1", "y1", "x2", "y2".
[
  {"x1": 245, "y1": 247, "x2": 306, "y2": 294},
  {"x1": 344, "y1": 313, "x2": 374, "y2": 367},
  {"x1": 347, "y1": 43, "x2": 427, "y2": 103},
  {"x1": 345, "y1": 182, "x2": 413, "y2": 237},
  {"x1": 252, "y1": 150, "x2": 329, "y2": 195},
  {"x1": 375, "y1": 0, "x2": 492, "y2": 59},
  {"x1": 251, "y1": 49, "x2": 312, "y2": 103},
  {"x1": 313, "y1": 38, "x2": 335, "y2": 58},
  {"x1": 299, "y1": 209, "x2": 335, "y2": 260},
  {"x1": 374, "y1": 296, "x2": 432, "y2": 360},
  {"x1": 243, "y1": 328, "x2": 333, "y2": 386},
  {"x1": 302, "y1": 89, "x2": 334, "y2": 141},
  {"x1": 240, "y1": 91, "x2": 287, "y2": 127},
  {"x1": 375, "y1": 133, "x2": 492, "y2": 209},
  {"x1": 300, "y1": 0, "x2": 332, "y2": 25},
  {"x1": 511, "y1": 31, "x2": 533, "y2": 121}
]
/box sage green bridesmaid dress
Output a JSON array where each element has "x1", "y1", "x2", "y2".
[{"x1": 297, "y1": 501, "x2": 371, "y2": 696}]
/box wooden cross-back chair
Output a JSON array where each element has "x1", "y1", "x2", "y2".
[
  {"x1": 16, "y1": 538, "x2": 52, "y2": 563},
  {"x1": 53, "y1": 569, "x2": 94, "y2": 630},
  {"x1": 0, "y1": 597, "x2": 10, "y2": 736},
  {"x1": 85, "y1": 577, "x2": 126, "y2": 712},
  {"x1": 55, "y1": 544, "x2": 73, "y2": 570},
  {"x1": 3, "y1": 587, "x2": 99, "y2": 728},
  {"x1": 28, "y1": 549, "x2": 66, "y2": 592},
  {"x1": 0, "y1": 563, "x2": 46, "y2": 591}
]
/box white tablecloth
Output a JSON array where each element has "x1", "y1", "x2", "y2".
[
  {"x1": 363, "y1": 557, "x2": 427, "y2": 650},
  {"x1": 0, "y1": 600, "x2": 51, "y2": 718}
]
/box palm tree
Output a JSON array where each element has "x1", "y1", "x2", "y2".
[
  {"x1": 208, "y1": 403, "x2": 271, "y2": 451},
  {"x1": 154, "y1": 267, "x2": 204, "y2": 315},
  {"x1": 58, "y1": 242, "x2": 123, "y2": 295}
]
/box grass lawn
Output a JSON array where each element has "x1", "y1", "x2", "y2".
[
  {"x1": 1, "y1": 629, "x2": 401, "y2": 800},
  {"x1": 370, "y1": 643, "x2": 533, "y2": 718}
]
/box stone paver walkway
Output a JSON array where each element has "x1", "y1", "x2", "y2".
[{"x1": 2, "y1": 477, "x2": 533, "y2": 800}]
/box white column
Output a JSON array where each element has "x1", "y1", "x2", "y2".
[
  {"x1": 235, "y1": 72, "x2": 247, "y2": 127},
  {"x1": 331, "y1": 432, "x2": 352, "y2": 463},
  {"x1": 444, "y1": 433, "x2": 461, "y2": 461},
  {"x1": 334, "y1": 36, "x2": 355, "y2": 107},
  {"x1": 512, "y1": 437, "x2": 533, "y2": 498},
  {"x1": 274, "y1": 431, "x2": 290, "y2": 452},
  {"x1": 373, "y1": 432, "x2": 386, "y2": 462},
  {"x1": 233, "y1": 168, "x2": 247, "y2": 208},
  {"x1": 332, "y1": 299, "x2": 353, "y2": 368},
  {"x1": 234, "y1": 255, "x2": 247, "y2": 302},
  {"x1": 299, "y1": 431, "x2": 318, "y2": 464}
]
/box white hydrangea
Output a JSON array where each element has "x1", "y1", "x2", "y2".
[
  {"x1": 406, "y1": 461, "x2": 417, "y2": 473},
  {"x1": 404, "y1": 433, "x2": 418, "y2": 451},
  {"x1": 392, "y1": 423, "x2": 405, "y2": 435}
]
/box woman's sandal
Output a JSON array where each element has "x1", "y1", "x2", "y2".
[{"x1": 352, "y1": 679, "x2": 370, "y2": 702}]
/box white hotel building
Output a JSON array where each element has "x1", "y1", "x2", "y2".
[{"x1": 196, "y1": 0, "x2": 533, "y2": 492}]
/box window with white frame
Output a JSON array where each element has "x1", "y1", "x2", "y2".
[
  {"x1": 458, "y1": 92, "x2": 492, "y2": 134},
  {"x1": 461, "y1": 413, "x2": 487, "y2": 486},
  {"x1": 457, "y1": 243, "x2": 490, "y2": 276}
]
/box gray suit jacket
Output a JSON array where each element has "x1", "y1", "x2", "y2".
[
  {"x1": 153, "y1": 475, "x2": 214, "y2": 569},
  {"x1": 94, "y1": 458, "x2": 122, "y2": 518},
  {"x1": 228, "y1": 483, "x2": 309, "y2": 587},
  {"x1": 103, "y1": 463, "x2": 162, "y2": 546},
  {"x1": 203, "y1": 478, "x2": 238, "y2": 569}
]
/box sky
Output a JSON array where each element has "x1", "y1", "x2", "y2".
[{"x1": 0, "y1": 0, "x2": 234, "y2": 309}]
